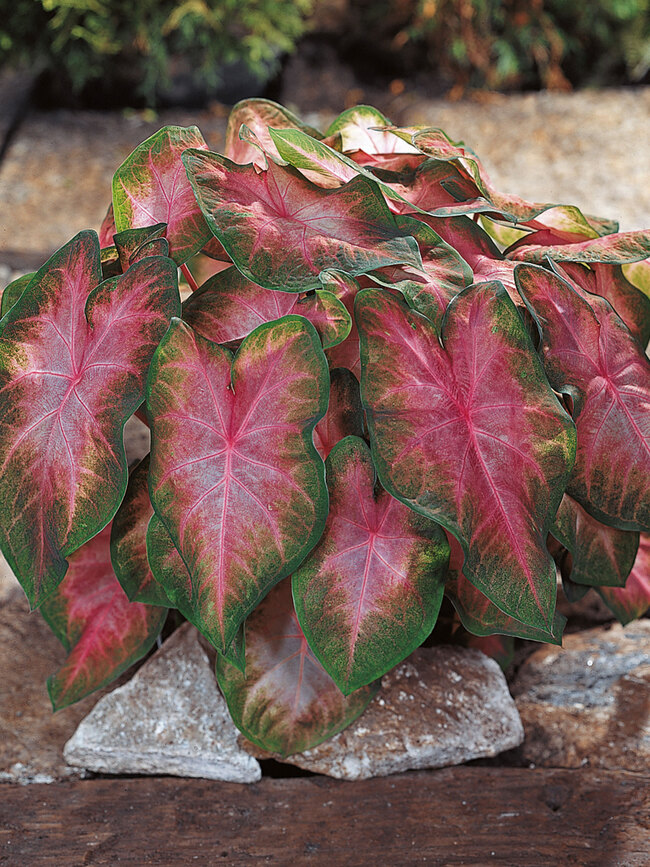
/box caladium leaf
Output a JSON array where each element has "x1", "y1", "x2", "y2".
[
  {"x1": 112, "y1": 126, "x2": 212, "y2": 265},
  {"x1": 516, "y1": 264, "x2": 650, "y2": 532},
  {"x1": 508, "y1": 230, "x2": 650, "y2": 265},
  {"x1": 550, "y1": 493, "x2": 638, "y2": 589},
  {"x1": 293, "y1": 436, "x2": 449, "y2": 693},
  {"x1": 144, "y1": 511, "x2": 244, "y2": 670},
  {"x1": 147, "y1": 316, "x2": 329, "y2": 653},
  {"x1": 376, "y1": 159, "x2": 480, "y2": 216},
  {"x1": 225, "y1": 98, "x2": 324, "y2": 167},
  {"x1": 320, "y1": 270, "x2": 364, "y2": 378},
  {"x1": 113, "y1": 223, "x2": 169, "y2": 273},
  {"x1": 325, "y1": 106, "x2": 419, "y2": 155},
  {"x1": 99, "y1": 203, "x2": 116, "y2": 248},
  {"x1": 357, "y1": 284, "x2": 576, "y2": 630},
  {"x1": 416, "y1": 214, "x2": 502, "y2": 269},
  {"x1": 598, "y1": 534, "x2": 650, "y2": 625},
  {"x1": 110, "y1": 457, "x2": 173, "y2": 606},
  {"x1": 182, "y1": 267, "x2": 351, "y2": 349},
  {"x1": 368, "y1": 215, "x2": 472, "y2": 327},
  {"x1": 444, "y1": 532, "x2": 566, "y2": 644},
  {"x1": 216, "y1": 578, "x2": 378, "y2": 756},
  {"x1": 556, "y1": 262, "x2": 650, "y2": 348},
  {"x1": 40, "y1": 525, "x2": 167, "y2": 710},
  {"x1": 0, "y1": 231, "x2": 180, "y2": 608},
  {"x1": 313, "y1": 368, "x2": 364, "y2": 460},
  {"x1": 183, "y1": 150, "x2": 421, "y2": 292},
  {"x1": 0, "y1": 272, "x2": 35, "y2": 318}
]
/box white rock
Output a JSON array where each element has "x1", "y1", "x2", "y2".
[
  {"x1": 244, "y1": 646, "x2": 524, "y2": 780},
  {"x1": 64, "y1": 623, "x2": 261, "y2": 783}
]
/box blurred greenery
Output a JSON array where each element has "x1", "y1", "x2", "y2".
[
  {"x1": 0, "y1": 0, "x2": 313, "y2": 105},
  {"x1": 346, "y1": 0, "x2": 650, "y2": 91},
  {"x1": 0, "y1": 0, "x2": 648, "y2": 105}
]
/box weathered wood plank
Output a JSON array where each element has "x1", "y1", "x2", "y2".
[{"x1": 0, "y1": 767, "x2": 647, "y2": 865}]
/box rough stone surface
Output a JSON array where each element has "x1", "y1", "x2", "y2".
[
  {"x1": 243, "y1": 646, "x2": 524, "y2": 780},
  {"x1": 64, "y1": 623, "x2": 262, "y2": 783},
  {"x1": 511, "y1": 620, "x2": 650, "y2": 772},
  {"x1": 0, "y1": 575, "x2": 109, "y2": 784}
]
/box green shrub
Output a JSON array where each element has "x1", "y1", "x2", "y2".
[{"x1": 0, "y1": 0, "x2": 313, "y2": 105}]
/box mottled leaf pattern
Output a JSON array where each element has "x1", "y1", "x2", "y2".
[
  {"x1": 112, "y1": 126, "x2": 211, "y2": 264},
  {"x1": 516, "y1": 264, "x2": 650, "y2": 531},
  {"x1": 508, "y1": 230, "x2": 650, "y2": 265},
  {"x1": 357, "y1": 284, "x2": 575, "y2": 629},
  {"x1": 0, "y1": 272, "x2": 34, "y2": 318},
  {"x1": 41, "y1": 525, "x2": 167, "y2": 710},
  {"x1": 182, "y1": 267, "x2": 350, "y2": 349},
  {"x1": 293, "y1": 437, "x2": 448, "y2": 693},
  {"x1": 444, "y1": 532, "x2": 566, "y2": 643},
  {"x1": 0, "y1": 231, "x2": 180, "y2": 607},
  {"x1": 225, "y1": 98, "x2": 324, "y2": 167},
  {"x1": 183, "y1": 150, "x2": 421, "y2": 292},
  {"x1": 147, "y1": 316, "x2": 329, "y2": 652},
  {"x1": 110, "y1": 457, "x2": 173, "y2": 606},
  {"x1": 217, "y1": 579, "x2": 378, "y2": 756}
]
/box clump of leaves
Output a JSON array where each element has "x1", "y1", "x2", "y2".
[{"x1": 1, "y1": 100, "x2": 649, "y2": 756}]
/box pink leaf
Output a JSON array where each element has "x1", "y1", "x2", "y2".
[
  {"x1": 597, "y1": 534, "x2": 650, "y2": 625},
  {"x1": 444, "y1": 531, "x2": 565, "y2": 643},
  {"x1": 182, "y1": 266, "x2": 350, "y2": 349},
  {"x1": 225, "y1": 98, "x2": 324, "y2": 167},
  {"x1": 146, "y1": 316, "x2": 329, "y2": 652},
  {"x1": 40, "y1": 525, "x2": 167, "y2": 709},
  {"x1": 313, "y1": 368, "x2": 364, "y2": 460},
  {"x1": 357, "y1": 284, "x2": 576, "y2": 630},
  {"x1": 110, "y1": 457, "x2": 173, "y2": 607},
  {"x1": 216, "y1": 578, "x2": 378, "y2": 756},
  {"x1": 112, "y1": 126, "x2": 212, "y2": 265},
  {"x1": 508, "y1": 230, "x2": 650, "y2": 265},
  {"x1": 516, "y1": 263, "x2": 650, "y2": 531},
  {"x1": 551, "y1": 493, "x2": 639, "y2": 590},
  {"x1": 293, "y1": 436, "x2": 449, "y2": 693},
  {"x1": 0, "y1": 231, "x2": 180, "y2": 607},
  {"x1": 183, "y1": 150, "x2": 421, "y2": 292},
  {"x1": 321, "y1": 270, "x2": 364, "y2": 379}
]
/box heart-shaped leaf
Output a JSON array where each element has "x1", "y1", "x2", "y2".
[
  {"x1": 313, "y1": 368, "x2": 364, "y2": 460},
  {"x1": 368, "y1": 215, "x2": 472, "y2": 327},
  {"x1": 516, "y1": 264, "x2": 650, "y2": 532},
  {"x1": 556, "y1": 262, "x2": 650, "y2": 348},
  {"x1": 508, "y1": 230, "x2": 650, "y2": 264},
  {"x1": 320, "y1": 270, "x2": 364, "y2": 378},
  {"x1": 216, "y1": 578, "x2": 378, "y2": 756},
  {"x1": 598, "y1": 534, "x2": 650, "y2": 625},
  {"x1": 40, "y1": 525, "x2": 167, "y2": 710},
  {"x1": 326, "y1": 106, "x2": 419, "y2": 155},
  {"x1": 225, "y1": 98, "x2": 324, "y2": 167},
  {"x1": 0, "y1": 272, "x2": 34, "y2": 317},
  {"x1": 444, "y1": 532, "x2": 566, "y2": 644},
  {"x1": 356, "y1": 283, "x2": 576, "y2": 630},
  {"x1": 182, "y1": 266, "x2": 351, "y2": 349},
  {"x1": 183, "y1": 150, "x2": 421, "y2": 292},
  {"x1": 147, "y1": 316, "x2": 329, "y2": 652},
  {"x1": 112, "y1": 126, "x2": 212, "y2": 265},
  {"x1": 110, "y1": 457, "x2": 173, "y2": 607},
  {"x1": 551, "y1": 494, "x2": 639, "y2": 589},
  {"x1": 0, "y1": 231, "x2": 180, "y2": 607},
  {"x1": 293, "y1": 436, "x2": 449, "y2": 693}
]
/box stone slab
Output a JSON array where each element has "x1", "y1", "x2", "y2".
[
  {"x1": 244, "y1": 645, "x2": 524, "y2": 779},
  {"x1": 511, "y1": 620, "x2": 650, "y2": 772},
  {"x1": 64, "y1": 623, "x2": 261, "y2": 783}
]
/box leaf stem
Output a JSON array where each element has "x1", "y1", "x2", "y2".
[{"x1": 180, "y1": 263, "x2": 199, "y2": 292}]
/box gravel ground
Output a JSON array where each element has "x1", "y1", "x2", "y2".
[{"x1": 0, "y1": 87, "x2": 648, "y2": 282}]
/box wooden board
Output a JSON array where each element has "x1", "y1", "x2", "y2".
[{"x1": 1, "y1": 767, "x2": 647, "y2": 865}]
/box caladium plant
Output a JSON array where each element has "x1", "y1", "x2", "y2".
[{"x1": 1, "y1": 99, "x2": 649, "y2": 756}]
